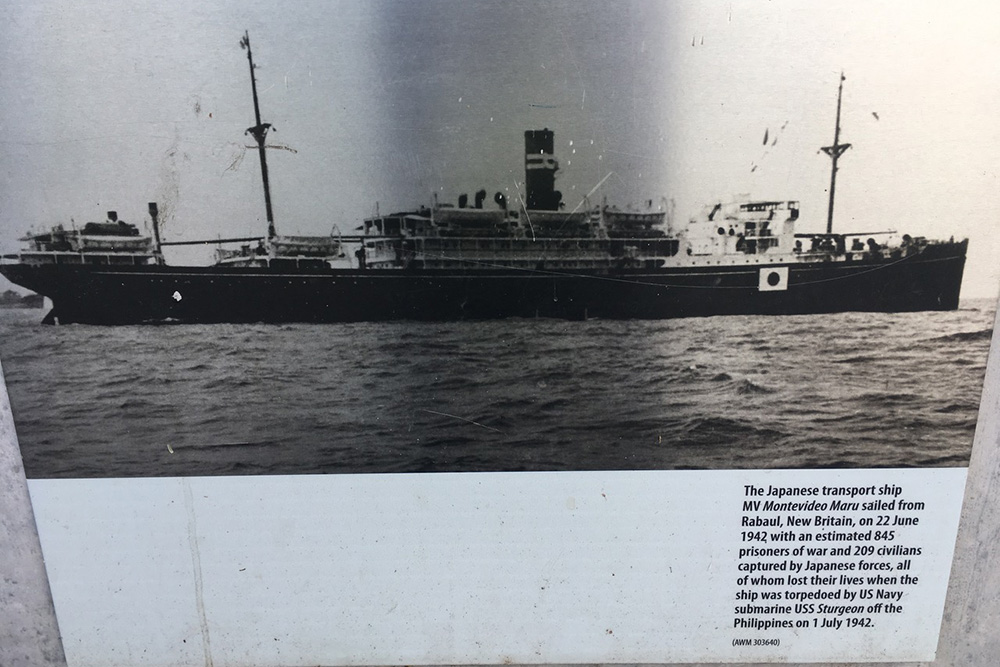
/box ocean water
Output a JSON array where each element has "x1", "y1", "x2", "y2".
[{"x1": 0, "y1": 301, "x2": 993, "y2": 478}]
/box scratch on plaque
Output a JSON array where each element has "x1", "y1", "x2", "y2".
[
  {"x1": 420, "y1": 409, "x2": 501, "y2": 433},
  {"x1": 183, "y1": 479, "x2": 214, "y2": 667},
  {"x1": 511, "y1": 180, "x2": 535, "y2": 241},
  {"x1": 167, "y1": 443, "x2": 174, "y2": 454}
]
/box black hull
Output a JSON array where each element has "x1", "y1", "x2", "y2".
[{"x1": 0, "y1": 242, "x2": 967, "y2": 324}]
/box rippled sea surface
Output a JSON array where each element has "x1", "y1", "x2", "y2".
[{"x1": 0, "y1": 301, "x2": 994, "y2": 478}]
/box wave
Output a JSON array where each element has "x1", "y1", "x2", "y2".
[
  {"x1": 735, "y1": 379, "x2": 774, "y2": 395},
  {"x1": 172, "y1": 440, "x2": 275, "y2": 451},
  {"x1": 934, "y1": 402, "x2": 973, "y2": 414},
  {"x1": 118, "y1": 398, "x2": 156, "y2": 409},
  {"x1": 671, "y1": 416, "x2": 787, "y2": 446},
  {"x1": 832, "y1": 355, "x2": 881, "y2": 364},
  {"x1": 928, "y1": 328, "x2": 993, "y2": 343},
  {"x1": 852, "y1": 391, "x2": 918, "y2": 406}
]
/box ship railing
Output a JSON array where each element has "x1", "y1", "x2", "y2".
[
  {"x1": 410, "y1": 244, "x2": 611, "y2": 262},
  {"x1": 789, "y1": 245, "x2": 927, "y2": 263},
  {"x1": 70, "y1": 236, "x2": 154, "y2": 252},
  {"x1": 15, "y1": 250, "x2": 159, "y2": 266},
  {"x1": 351, "y1": 234, "x2": 682, "y2": 261},
  {"x1": 269, "y1": 235, "x2": 342, "y2": 255},
  {"x1": 408, "y1": 236, "x2": 614, "y2": 249},
  {"x1": 419, "y1": 244, "x2": 613, "y2": 255},
  {"x1": 264, "y1": 257, "x2": 331, "y2": 270},
  {"x1": 403, "y1": 236, "x2": 679, "y2": 257},
  {"x1": 412, "y1": 258, "x2": 621, "y2": 270}
]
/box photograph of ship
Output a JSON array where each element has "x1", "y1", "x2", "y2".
[{"x1": 0, "y1": 1, "x2": 995, "y2": 477}]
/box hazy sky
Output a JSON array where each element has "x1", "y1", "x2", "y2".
[{"x1": 2, "y1": 0, "x2": 999, "y2": 297}]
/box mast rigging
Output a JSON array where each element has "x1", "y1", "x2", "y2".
[
  {"x1": 240, "y1": 31, "x2": 277, "y2": 239},
  {"x1": 820, "y1": 72, "x2": 851, "y2": 235}
]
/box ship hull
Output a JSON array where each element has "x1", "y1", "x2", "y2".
[{"x1": 0, "y1": 241, "x2": 967, "y2": 324}]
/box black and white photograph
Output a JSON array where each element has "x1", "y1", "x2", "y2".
[{"x1": 0, "y1": 1, "x2": 995, "y2": 479}]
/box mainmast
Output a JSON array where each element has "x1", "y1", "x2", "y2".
[
  {"x1": 820, "y1": 72, "x2": 851, "y2": 235},
  {"x1": 240, "y1": 31, "x2": 276, "y2": 239}
]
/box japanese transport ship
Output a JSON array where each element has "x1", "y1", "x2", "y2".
[{"x1": 0, "y1": 36, "x2": 967, "y2": 325}]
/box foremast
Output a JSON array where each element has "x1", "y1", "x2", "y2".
[
  {"x1": 240, "y1": 31, "x2": 277, "y2": 240},
  {"x1": 820, "y1": 72, "x2": 851, "y2": 235}
]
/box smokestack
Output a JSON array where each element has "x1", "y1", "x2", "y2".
[
  {"x1": 458, "y1": 193, "x2": 468, "y2": 209},
  {"x1": 148, "y1": 202, "x2": 163, "y2": 262},
  {"x1": 524, "y1": 129, "x2": 562, "y2": 211},
  {"x1": 107, "y1": 210, "x2": 118, "y2": 222}
]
